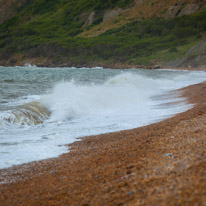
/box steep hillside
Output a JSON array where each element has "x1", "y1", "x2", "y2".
[
  {"x1": 0, "y1": 0, "x2": 206, "y2": 68},
  {"x1": 0, "y1": 0, "x2": 36, "y2": 24},
  {"x1": 81, "y1": 0, "x2": 206, "y2": 37}
]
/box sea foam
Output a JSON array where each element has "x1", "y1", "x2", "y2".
[{"x1": 40, "y1": 73, "x2": 170, "y2": 123}]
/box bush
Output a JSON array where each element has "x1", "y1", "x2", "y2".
[{"x1": 169, "y1": 47, "x2": 178, "y2": 53}]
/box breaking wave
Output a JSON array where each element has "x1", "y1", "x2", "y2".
[
  {"x1": 0, "y1": 72, "x2": 187, "y2": 127},
  {"x1": 0, "y1": 73, "x2": 163, "y2": 126},
  {"x1": 40, "y1": 73, "x2": 170, "y2": 122},
  {"x1": 0, "y1": 101, "x2": 50, "y2": 126}
]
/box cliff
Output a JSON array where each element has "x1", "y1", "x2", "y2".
[{"x1": 0, "y1": 0, "x2": 206, "y2": 68}]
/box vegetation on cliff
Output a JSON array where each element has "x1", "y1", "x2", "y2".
[{"x1": 0, "y1": 0, "x2": 206, "y2": 67}]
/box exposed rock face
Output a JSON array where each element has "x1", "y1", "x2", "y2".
[
  {"x1": 168, "y1": 1, "x2": 205, "y2": 18},
  {"x1": 83, "y1": 11, "x2": 96, "y2": 27},
  {"x1": 83, "y1": 8, "x2": 126, "y2": 27},
  {"x1": 103, "y1": 8, "x2": 123, "y2": 22},
  {"x1": 178, "y1": 3, "x2": 200, "y2": 16},
  {"x1": 168, "y1": 4, "x2": 183, "y2": 17}
]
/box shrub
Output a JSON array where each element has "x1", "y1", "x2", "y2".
[{"x1": 169, "y1": 47, "x2": 178, "y2": 53}]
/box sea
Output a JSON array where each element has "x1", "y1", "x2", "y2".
[{"x1": 0, "y1": 65, "x2": 206, "y2": 169}]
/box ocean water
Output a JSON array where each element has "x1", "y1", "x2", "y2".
[{"x1": 0, "y1": 66, "x2": 206, "y2": 169}]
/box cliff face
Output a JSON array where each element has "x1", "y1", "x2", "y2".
[{"x1": 0, "y1": 0, "x2": 206, "y2": 68}]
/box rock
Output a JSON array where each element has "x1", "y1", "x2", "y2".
[
  {"x1": 178, "y1": 4, "x2": 199, "y2": 16},
  {"x1": 50, "y1": 170, "x2": 56, "y2": 174},
  {"x1": 165, "y1": 153, "x2": 173, "y2": 157},
  {"x1": 168, "y1": 3, "x2": 200, "y2": 18},
  {"x1": 83, "y1": 11, "x2": 96, "y2": 27},
  {"x1": 103, "y1": 8, "x2": 123, "y2": 22},
  {"x1": 168, "y1": 4, "x2": 182, "y2": 17},
  {"x1": 153, "y1": 65, "x2": 161, "y2": 69}
]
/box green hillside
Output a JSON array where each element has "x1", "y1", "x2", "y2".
[{"x1": 0, "y1": 0, "x2": 206, "y2": 67}]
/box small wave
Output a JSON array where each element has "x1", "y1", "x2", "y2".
[
  {"x1": 3, "y1": 79, "x2": 15, "y2": 83},
  {"x1": 0, "y1": 101, "x2": 50, "y2": 126},
  {"x1": 24, "y1": 63, "x2": 37, "y2": 68},
  {"x1": 105, "y1": 72, "x2": 157, "y2": 88}
]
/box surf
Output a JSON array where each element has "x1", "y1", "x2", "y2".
[
  {"x1": 0, "y1": 101, "x2": 50, "y2": 126},
  {"x1": 1, "y1": 66, "x2": 206, "y2": 169},
  {"x1": 41, "y1": 73, "x2": 168, "y2": 123}
]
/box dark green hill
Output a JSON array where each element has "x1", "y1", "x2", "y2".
[{"x1": 0, "y1": 0, "x2": 206, "y2": 68}]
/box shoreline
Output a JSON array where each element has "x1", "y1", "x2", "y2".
[
  {"x1": 1, "y1": 61, "x2": 206, "y2": 71},
  {"x1": 0, "y1": 80, "x2": 206, "y2": 205}
]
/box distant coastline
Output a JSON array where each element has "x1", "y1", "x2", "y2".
[{"x1": 1, "y1": 60, "x2": 206, "y2": 71}]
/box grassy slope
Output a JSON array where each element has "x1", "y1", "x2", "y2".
[
  {"x1": 0, "y1": 0, "x2": 206, "y2": 67},
  {"x1": 80, "y1": 0, "x2": 178, "y2": 37}
]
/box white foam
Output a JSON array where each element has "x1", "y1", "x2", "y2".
[
  {"x1": 40, "y1": 73, "x2": 170, "y2": 123},
  {"x1": 24, "y1": 63, "x2": 37, "y2": 68},
  {"x1": 0, "y1": 95, "x2": 40, "y2": 107}
]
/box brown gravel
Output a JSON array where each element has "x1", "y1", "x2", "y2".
[{"x1": 0, "y1": 81, "x2": 206, "y2": 206}]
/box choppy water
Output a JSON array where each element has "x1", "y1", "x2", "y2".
[{"x1": 0, "y1": 65, "x2": 206, "y2": 169}]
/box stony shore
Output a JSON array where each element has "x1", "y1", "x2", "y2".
[{"x1": 0, "y1": 77, "x2": 206, "y2": 205}]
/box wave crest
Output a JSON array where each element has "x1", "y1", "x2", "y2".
[{"x1": 0, "y1": 101, "x2": 50, "y2": 126}]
